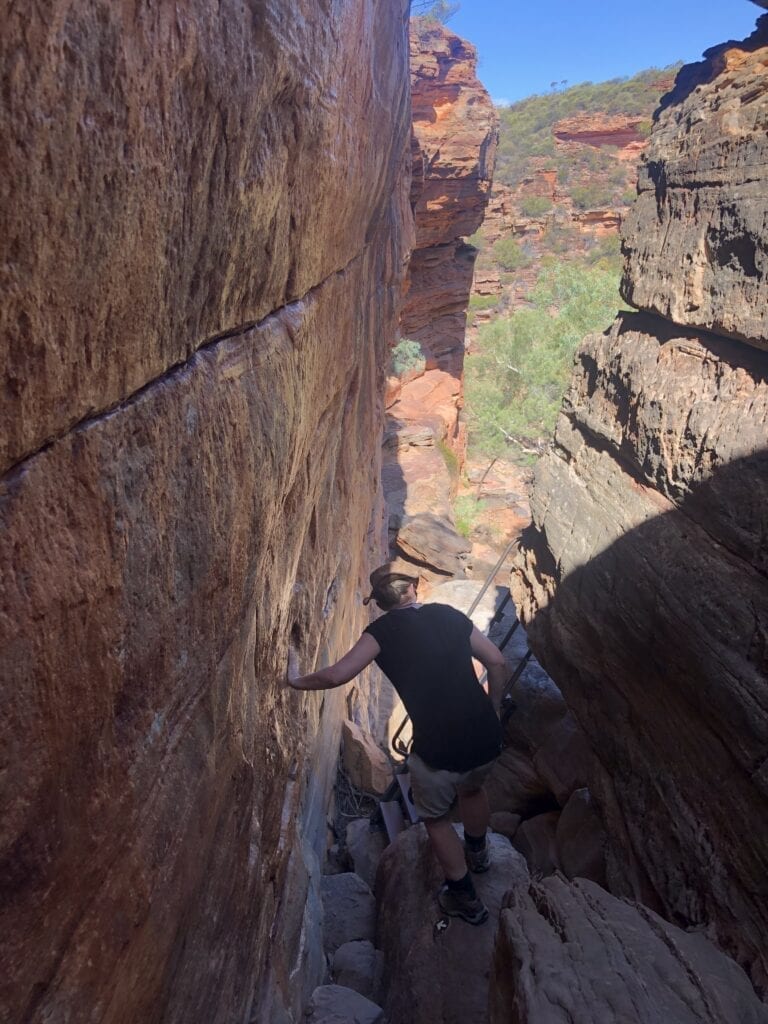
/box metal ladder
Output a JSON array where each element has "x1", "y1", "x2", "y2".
[{"x1": 372, "y1": 539, "x2": 533, "y2": 845}]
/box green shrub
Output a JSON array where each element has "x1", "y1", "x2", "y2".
[
  {"x1": 492, "y1": 236, "x2": 531, "y2": 272},
  {"x1": 571, "y1": 184, "x2": 614, "y2": 210},
  {"x1": 519, "y1": 195, "x2": 553, "y2": 218},
  {"x1": 437, "y1": 439, "x2": 460, "y2": 482},
  {"x1": 465, "y1": 262, "x2": 628, "y2": 464},
  {"x1": 466, "y1": 229, "x2": 485, "y2": 250},
  {"x1": 468, "y1": 293, "x2": 499, "y2": 312},
  {"x1": 453, "y1": 495, "x2": 486, "y2": 538},
  {"x1": 494, "y1": 66, "x2": 679, "y2": 188},
  {"x1": 391, "y1": 337, "x2": 426, "y2": 377}
]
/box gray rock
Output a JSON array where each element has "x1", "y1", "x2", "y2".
[
  {"x1": 555, "y1": 788, "x2": 607, "y2": 885},
  {"x1": 491, "y1": 876, "x2": 768, "y2": 1023},
  {"x1": 489, "y1": 811, "x2": 521, "y2": 842},
  {"x1": 320, "y1": 873, "x2": 376, "y2": 955},
  {"x1": 532, "y1": 713, "x2": 589, "y2": 806},
  {"x1": 331, "y1": 941, "x2": 384, "y2": 1002},
  {"x1": 376, "y1": 825, "x2": 529, "y2": 1024},
  {"x1": 345, "y1": 819, "x2": 387, "y2": 891},
  {"x1": 513, "y1": 811, "x2": 561, "y2": 876},
  {"x1": 306, "y1": 984, "x2": 384, "y2": 1024},
  {"x1": 485, "y1": 745, "x2": 552, "y2": 817}
]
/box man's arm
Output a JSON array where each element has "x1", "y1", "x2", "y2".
[
  {"x1": 288, "y1": 633, "x2": 381, "y2": 691},
  {"x1": 469, "y1": 626, "x2": 509, "y2": 715}
]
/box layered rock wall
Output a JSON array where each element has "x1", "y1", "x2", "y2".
[
  {"x1": 0, "y1": 3, "x2": 411, "y2": 1021},
  {"x1": 512, "y1": 12, "x2": 768, "y2": 996},
  {"x1": 384, "y1": 23, "x2": 497, "y2": 567}
]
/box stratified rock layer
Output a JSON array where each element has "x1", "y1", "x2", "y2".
[
  {"x1": 491, "y1": 877, "x2": 768, "y2": 1024},
  {"x1": 384, "y1": 23, "x2": 497, "y2": 574},
  {"x1": 512, "y1": 14, "x2": 768, "y2": 996},
  {"x1": 0, "y1": 2, "x2": 411, "y2": 1022},
  {"x1": 512, "y1": 311, "x2": 768, "y2": 990},
  {"x1": 622, "y1": 17, "x2": 768, "y2": 348}
]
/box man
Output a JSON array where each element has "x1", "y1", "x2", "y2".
[{"x1": 288, "y1": 560, "x2": 509, "y2": 925}]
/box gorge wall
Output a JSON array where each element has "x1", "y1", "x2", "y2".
[
  {"x1": 385, "y1": 22, "x2": 497, "y2": 576},
  {"x1": 0, "y1": 3, "x2": 411, "y2": 1022},
  {"x1": 511, "y1": 11, "x2": 768, "y2": 996}
]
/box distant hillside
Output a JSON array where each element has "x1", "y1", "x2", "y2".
[{"x1": 495, "y1": 67, "x2": 680, "y2": 190}]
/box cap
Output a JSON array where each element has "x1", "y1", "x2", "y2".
[{"x1": 363, "y1": 560, "x2": 419, "y2": 605}]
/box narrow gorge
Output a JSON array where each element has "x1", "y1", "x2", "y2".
[{"x1": 1, "y1": 3, "x2": 767, "y2": 1024}]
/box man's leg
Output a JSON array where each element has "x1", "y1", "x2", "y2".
[
  {"x1": 457, "y1": 785, "x2": 490, "y2": 838},
  {"x1": 423, "y1": 815, "x2": 467, "y2": 880}
]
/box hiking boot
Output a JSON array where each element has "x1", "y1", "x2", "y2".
[
  {"x1": 437, "y1": 884, "x2": 489, "y2": 925},
  {"x1": 464, "y1": 839, "x2": 491, "y2": 874}
]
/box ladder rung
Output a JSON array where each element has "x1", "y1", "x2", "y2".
[{"x1": 395, "y1": 771, "x2": 421, "y2": 825}]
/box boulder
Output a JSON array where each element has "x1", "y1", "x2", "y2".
[
  {"x1": 555, "y1": 788, "x2": 607, "y2": 886},
  {"x1": 320, "y1": 874, "x2": 377, "y2": 956},
  {"x1": 485, "y1": 745, "x2": 553, "y2": 817},
  {"x1": 491, "y1": 877, "x2": 768, "y2": 1024},
  {"x1": 395, "y1": 512, "x2": 471, "y2": 580},
  {"x1": 513, "y1": 811, "x2": 561, "y2": 876},
  {"x1": 345, "y1": 818, "x2": 387, "y2": 891},
  {"x1": 342, "y1": 721, "x2": 393, "y2": 796},
  {"x1": 489, "y1": 811, "x2": 521, "y2": 842},
  {"x1": 376, "y1": 824, "x2": 529, "y2": 1024},
  {"x1": 306, "y1": 984, "x2": 384, "y2": 1024},
  {"x1": 331, "y1": 941, "x2": 384, "y2": 1003},
  {"x1": 532, "y1": 712, "x2": 590, "y2": 806}
]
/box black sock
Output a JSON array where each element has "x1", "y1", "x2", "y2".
[
  {"x1": 446, "y1": 872, "x2": 475, "y2": 895},
  {"x1": 464, "y1": 830, "x2": 487, "y2": 851}
]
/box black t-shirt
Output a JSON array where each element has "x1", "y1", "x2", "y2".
[{"x1": 364, "y1": 603, "x2": 502, "y2": 772}]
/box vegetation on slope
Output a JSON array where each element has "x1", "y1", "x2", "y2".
[
  {"x1": 465, "y1": 260, "x2": 628, "y2": 463},
  {"x1": 495, "y1": 68, "x2": 678, "y2": 190}
]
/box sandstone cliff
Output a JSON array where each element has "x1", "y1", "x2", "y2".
[
  {"x1": 0, "y1": 3, "x2": 411, "y2": 1022},
  {"x1": 511, "y1": 11, "x2": 768, "y2": 999},
  {"x1": 384, "y1": 22, "x2": 497, "y2": 576}
]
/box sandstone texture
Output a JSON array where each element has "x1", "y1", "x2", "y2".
[
  {"x1": 342, "y1": 721, "x2": 393, "y2": 796},
  {"x1": 513, "y1": 311, "x2": 768, "y2": 988},
  {"x1": 383, "y1": 22, "x2": 497, "y2": 577},
  {"x1": 376, "y1": 826, "x2": 529, "y2": 1024},
  {"x1": 0, "y1": 2, "x2": 412, "y2": 1022},
  {"x1": 0, "y1": 1, "x2": 411, "y2": 474},
  {"x1": 622, "y1": 16, "x2": 768, "y2": 347},
  {"x1": 511, "y1": 14, "x2": 768, "y2": 998},
  {"x1": 491, "y1": 877, "x2": 768, "y2": 1024},
  {"x1": 553, "y1": 112, "x2": 647, "y2": 150}
]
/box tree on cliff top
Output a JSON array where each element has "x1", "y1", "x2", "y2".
[{"x1": 411, "y1": 0, "x2": 460, "y2": 23}]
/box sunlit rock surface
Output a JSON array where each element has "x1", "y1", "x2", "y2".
[
  {"x1": 385, "y1": 22, "x2": 497, "y2": 569},
  {"x1": 622, "y1": 16, "x2": 768, "y2": 347},
  {"x1": 0, "y1": 2, "x2": 411, "y2": 1021},
  {"x1": 512, "y1": 13, "x2": 768, "y2": 999}
]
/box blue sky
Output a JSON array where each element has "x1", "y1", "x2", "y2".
[{"x1": 446, "y1": 1, "x2": 763, "y2": 104}]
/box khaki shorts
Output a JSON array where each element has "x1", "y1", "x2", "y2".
[{"x1": 407, "y1": 751, "x2": 497, "y2": 820}]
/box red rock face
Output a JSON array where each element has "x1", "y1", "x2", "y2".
[
  {"x1": 0, "y1": 2, "x2": 411, "y2": 1021},
  {"x1": 384, "y1": 23, "x2": 497, "y2": 573},
  {"x1": 512, "y1": 14, "x2": 768, "y2": 998},
  {"x1": 553, "y1": 112, "x2": 648, "y2": 149}
]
